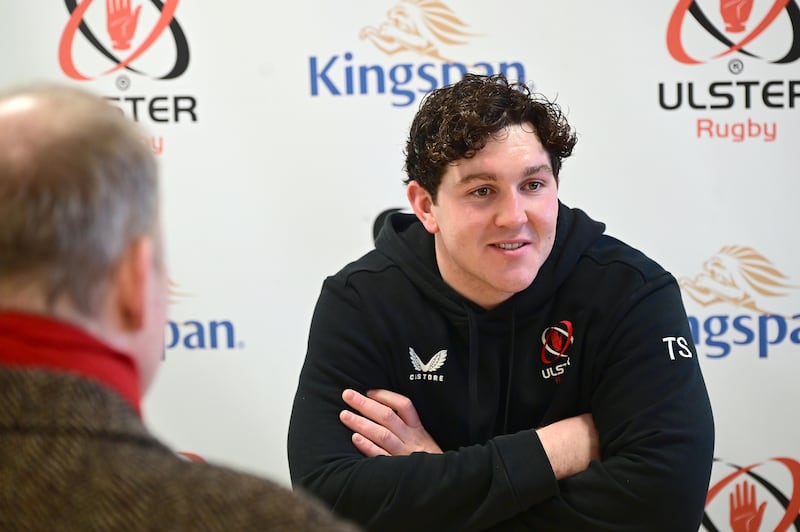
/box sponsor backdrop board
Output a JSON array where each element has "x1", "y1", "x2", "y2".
[{"x1": 1, "y1": 1, "x2": 797, "y2": 529}]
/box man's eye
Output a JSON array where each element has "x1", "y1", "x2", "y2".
[
  {"x1": 472, "y1": 187, "x2": 491, "y2": 197},
  {"x1": 525, "y1": 182, "x2": 541, "y2": 191}
]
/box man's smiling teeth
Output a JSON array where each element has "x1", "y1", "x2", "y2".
[{"x1": 495, "y1": 243, "x2": 524, "y2": 250}]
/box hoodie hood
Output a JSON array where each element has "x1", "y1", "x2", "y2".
[{"x1": 375, "y1": 201, "x2": 606, "y2": 322}]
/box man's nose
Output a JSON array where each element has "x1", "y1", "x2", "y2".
[{"x1": 494, "y1": 190, "x2": 527, "y2": 228}]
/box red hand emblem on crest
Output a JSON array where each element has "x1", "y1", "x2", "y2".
[
  {"x1": 59, "y1": 0, "x2": 186, "y2": 81},
  {"x1": 729, "y1": 480, "x2": 766, "y2": 532},
  {"x1": 720, "y1": 0, "x2": 755, "y2": 33},
  {"x1": 107, "y1": 0, "x2": 142, "y2": 50}
]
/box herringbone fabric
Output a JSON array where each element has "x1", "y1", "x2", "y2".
[{"x1": 0, "y1": 367, "x2": 359, "y2": 531}]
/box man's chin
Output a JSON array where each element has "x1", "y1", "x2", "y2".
[{"x1": 492, "y1": 276, "x2": 537, "y2": 297}]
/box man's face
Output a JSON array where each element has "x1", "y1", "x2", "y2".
[{"x1": 409, "y1": 123, "x2": 559, "y2": 309}]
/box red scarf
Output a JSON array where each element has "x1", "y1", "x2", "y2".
[{"x1": 0, "y1": 312, "x2": 142, "y2": 415}]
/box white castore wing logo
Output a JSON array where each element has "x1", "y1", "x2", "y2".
[{"x1": 409, "y1": 347, "x2": 447, "y2": 372}]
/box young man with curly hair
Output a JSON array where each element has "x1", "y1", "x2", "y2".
[{"x1": 288, "y1": 73, "x2": 714, "y2": 531}]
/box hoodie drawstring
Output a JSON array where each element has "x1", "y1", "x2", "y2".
[
  {"x1": 467, "y1": 309, "x2": 517, "y2": 440},
  {"x1": 467, "y1": 310, "x2": 480, "y2": 443},
  {"x1": 502, "y1": 312, "x2": 516, "y2": 434}
]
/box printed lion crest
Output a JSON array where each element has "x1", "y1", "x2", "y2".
[
  {"x1": 360, "y1": 0, "x2": 474, "y2": 61},
  {"x1": 679, "y1": 245, "x2": 797, "y2": 313}
]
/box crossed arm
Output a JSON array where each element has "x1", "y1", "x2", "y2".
[
  {"x1": 339, "y1": 388, "x2": 600, "y2": 481},
  {"x1": 289, "y1": 277, "x2": 715, "y2": 531}
]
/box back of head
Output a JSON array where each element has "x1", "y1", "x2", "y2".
[
  {"x1": 0, "y1": 84, "x2": 159, "y2": 319},
  {"x1": 404, "y1": 73, "x2": 577, "y2": 200}
]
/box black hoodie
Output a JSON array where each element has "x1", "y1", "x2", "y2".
[{"x1": 288, "y1": 203, "x2": 714, "y2": 531}]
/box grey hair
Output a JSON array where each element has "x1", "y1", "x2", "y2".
[{"x1": 0, "y1": 84, "x2": 160, "y2": 317}]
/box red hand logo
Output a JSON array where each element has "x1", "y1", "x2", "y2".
[
  {"x1": 730, "y1": 480, "x2": 767, "y2": 532},
  {"x1": 720, "y1": 0, "x2": 755, "y2": 32},
  {"x1": 107, "y1": 0, "x2": 142, "y2": 50}
]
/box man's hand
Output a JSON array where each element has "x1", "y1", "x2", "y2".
[
  {"x1": 536, "y1": 413, "x2": 600, "y2": 480},
  {"x1": 340, "y1": 389, "x2": 443, "y2": 457}
]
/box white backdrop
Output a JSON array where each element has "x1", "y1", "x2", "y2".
[{"x1": 2, "y1": 1, "x2": 798, "y2": 529}]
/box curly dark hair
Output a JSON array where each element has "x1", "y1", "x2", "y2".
[{"x1": 404, "y1": 73, "x2": 577, "y2": 201}]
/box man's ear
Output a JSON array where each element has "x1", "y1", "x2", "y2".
[
  {"x1": 407, "y1": 181, "x2": 439, "y2": 234},
  {"x1": 113, "y1": 236, "x2": 154, "y2": 332}
]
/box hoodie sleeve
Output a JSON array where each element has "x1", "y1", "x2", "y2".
[
  {"x1": 288, "y1": 276, "x2": 560, "y2": 532},
  {"x1": 503, "y1": 278, "x2": 715, "y2": 531}
]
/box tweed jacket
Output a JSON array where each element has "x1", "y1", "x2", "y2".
[{"x1": 0, "y1": 367, "x2": 359, "y2": 531}]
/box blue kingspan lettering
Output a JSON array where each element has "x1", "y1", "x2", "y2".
[
  {"x1": 687, "y1": 313, "x2": 800, "y2": 358},
  {"x1": 308, "y1": 53, "x2": 527, "y2": 107},
  {"x1": 164, "y1": 319, "x2": 238, "y2": 350},
  {"x1": 309, "y1": 55, "x2": 341, "y2": 96}
]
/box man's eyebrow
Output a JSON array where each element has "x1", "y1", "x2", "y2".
[
  {"x1": 522, "y1": 164, "x2": 553, "y2": 177},
  {"x1": 457, "y1": 173, "x2": 497, "y2": 185},
  {"x1": 457, "y1": 165, "x2": 553, "y2": 184}
]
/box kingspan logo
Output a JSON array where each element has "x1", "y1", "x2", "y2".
[
  {"x1": 163, "y1": 282, "x2": 244, "y2": 353},
  {"x1": 309, "y1": 0, "x2": 529, "y2": 107},
  {"x1": 165, "y1": 319, "x2": 241, "y2": 350},
  {"x1": 679, "y1": 245, "x2": 800, "y2": 358}
]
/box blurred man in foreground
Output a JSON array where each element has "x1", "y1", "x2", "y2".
[{"x1": 0, "y1": 84, "x2": 357, "y2": 531}]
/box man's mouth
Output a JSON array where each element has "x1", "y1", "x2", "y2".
[{"x1": 494, "y1": 243, "x2": 526, "y2": 250}]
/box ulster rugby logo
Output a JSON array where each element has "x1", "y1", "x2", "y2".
[
  {"x1": 540, "y1": 320, "x2": 574, "y2": 383},
  {"x1": 659, "y1": 2, "x2": 800, "y2": 142},
  {"x1": 541, "y1": 320, "x2": 573, "y2": 364},
  {"x1": 667, "y1": 0, "x2": 800, "y2": 64},
  {"x1": 360, "y1": 0, "x2": 475, "y2": 62},
  {"x1": 703, "y1": 457, "x2": 800, "y2": 531},
  {"x1": 409, "y1": 347, "x2": 447, "y2": 382},
  {"x1": 59, "y1": 0, "x2": 190, "y2": 80}
]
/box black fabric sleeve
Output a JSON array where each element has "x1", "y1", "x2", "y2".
[
  {"x1": 504, "y1": 279, "x2": 715, "y2": 531},
  {"x1": 287, "y1": 277, "x2": 559, "y2": 532}
]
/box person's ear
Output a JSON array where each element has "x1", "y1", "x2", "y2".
[
  {"x1": 407, "y1": 181, "x2": 439, "y2": 234},
  {"x1": 113, "y1": 236, "x2": 154, "y2": 332}
]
